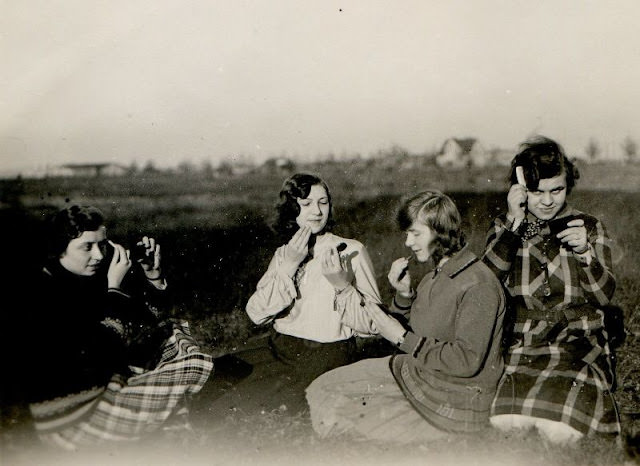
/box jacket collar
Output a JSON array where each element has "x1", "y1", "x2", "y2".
[{"x1": 436, "y1": 245, "x2": 478, "y2": 279}]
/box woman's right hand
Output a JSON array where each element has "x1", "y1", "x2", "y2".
[
  {"x1": 281, "y1": 225, "x2": 312, "y2": 277},
  {"x1": 388, "y1": 257, "x2": 412, "y2": 297},
  {"x1": 507, "y1": 184, "x2": 527, "y2": 223},
  {"x1": 107, "y1": 241, "x2": 132, "y2": 289}
]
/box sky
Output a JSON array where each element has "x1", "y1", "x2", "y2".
[{"x1": 2, "y1": 0, "x2": 640, "y2": 175}]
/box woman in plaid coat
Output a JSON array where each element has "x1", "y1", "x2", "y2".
[
  {"x1": 482, "y1": 136, "x2": 620, "y2": 443},
  {"x1": 26, "y1": 206, "x2": 213, "y2": 450}
]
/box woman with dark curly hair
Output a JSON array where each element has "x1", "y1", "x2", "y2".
[
  {"x1": 483, "y1": 136, "x2": 620, "y2": 443},
  {"x1": 306, "y1": 190, "x2": 505, "y2": 443},
  {"x1": 198, "y1": 173, "x2": 381, "y2": 416},
  {"x1": 25, "y1": 205, "x2": 213, "y2": 450}
]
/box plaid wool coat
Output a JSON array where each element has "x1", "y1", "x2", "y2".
[{"x1": 482, "y1": 205, "x2": 620, "y2": 436}]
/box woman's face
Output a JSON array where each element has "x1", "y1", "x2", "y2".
[
  {"x1": 59, "y1": 226, "x2": 108, "y2": 276},
  {"x1": 295, "y1": 184, "x2": 330, "y2": 234},
  {"x1": 527, "y1": 172, "x2": 568, "y2": 221},
  {"x1": 404, "y1": 221, "x2": 436, "y2": 263}
]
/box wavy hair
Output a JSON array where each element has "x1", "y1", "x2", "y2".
[
  {"x1": 509, "y1": 135, "x2": 580, "y2": 194},
  {"x1": 272, "y1": 173, "x2": 335, "y2": 237},
  {"x1": 396, "y1": 190, "x2": 465, "y2": 265},
  {"x1": 47, "y1": 205, "x2": 105, "y2": 259}
]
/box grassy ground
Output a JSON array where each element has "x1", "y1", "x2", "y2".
[{"x1": 1, "y1": 162, "x2": 639, "y2": 465}]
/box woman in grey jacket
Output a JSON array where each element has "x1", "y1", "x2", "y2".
[{"x1": 306, "y1": 190, "x2": 505, "y2": 443}]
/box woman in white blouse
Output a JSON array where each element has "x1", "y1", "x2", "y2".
[
  {"x1": 196, "y1": 173, "x2": 381, "y2": 417},
  {"x1": 247, "y1": 172, "x2": 381, "y2": 348}
]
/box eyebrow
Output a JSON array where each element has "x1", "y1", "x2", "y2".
[
  {"x1": 299, "y1": 196, "x2": 329, "y2": 201},
  {"x1": 534, "y1": 185, "x2": 565, "y2": 192}
]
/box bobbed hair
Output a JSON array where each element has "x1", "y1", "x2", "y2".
[
  {"x1": 396, "y1": 190, "x2": 466, "y2": 265},
  {"x1": 510, "y1": 135, "x2": 580, "y2": 193},
  {"x1": 47, "y1": 205, "x2": 105, "y2": 259},
  {"x1": 272, "y1": 173, "x2": 335, "y2": 236}
]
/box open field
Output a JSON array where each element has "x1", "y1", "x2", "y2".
[{"x1": 1, "y1": 162, "x2": 639, "y2": 465}]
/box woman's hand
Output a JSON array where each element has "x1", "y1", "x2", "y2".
[
  {"x1": 388, "y1": 257, "x2": 412, "y2": 297},
  {"x1": 281, "y1": 226, "x2": 312, "y2": 277},
  {"x1": 507, "y1": 184, "x2": 527, "y2": 224},
  {"x1": 363, "y1": 302, "x2": 406, "y2": 345},
  {"x1": 136, "y1": 236, "x2": 163, "y2": 281},
  {"x1": 107, "y1": 241, "x2": 131, "y2": 289},
  {"x1": 556, "y1": 219, "x2": 589, "y2": 254},
  {"x1": 321, "y1": 245, "x2": 350, "y2": 292}
]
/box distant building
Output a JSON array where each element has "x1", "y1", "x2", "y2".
[
  {"x1": 436, "y1": 138, "x2": 487, "y2": 168},
  {"x1": 258, "y1": 157, "x2": 295, "y2": 173},
  {"x1": 53, "y1": 163, "x2": 128, "y2": 177},
  {"x1": 215, "y1": 161, "x2": 255, "y2": 177}
]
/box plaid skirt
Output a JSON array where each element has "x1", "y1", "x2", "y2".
[
  {"x1": 491, "y1": 316, "x2": 621, "y2": 437},
  {"x1": 30, "y1": 322, "x2": 213, "y2": 450}
]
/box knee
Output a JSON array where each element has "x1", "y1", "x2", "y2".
[{"x1": 535, "y1": 418, "x2": 583, "y2": 445}]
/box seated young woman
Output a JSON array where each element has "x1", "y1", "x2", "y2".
[
  {"x1": 306, "y1": 190, "x2": 505, "y2": 443},
  {"x1": 25, "y1": 205, "x2": 213, "y2": 450},
  {"x1": 199, "y1": 173, "x2": 381, "y2": 416},
  {"x1": 482, "y1": 136, "x2": 620, "y2": 443}
]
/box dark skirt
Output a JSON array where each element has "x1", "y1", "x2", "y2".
[{"x1": 192, "y1": 330, "x2": 356, "y2": 419}]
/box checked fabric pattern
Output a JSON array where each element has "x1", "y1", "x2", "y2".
[
  {"x1": 33, "y1": 321, "x2": 213, "y2": 450},
  {"x1": 482, "y1": 207, "x2": 620, "y2": 436}
]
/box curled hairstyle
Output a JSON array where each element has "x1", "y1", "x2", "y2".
[
  {"x1": 47, "y1": 205, "x2": 105, "y2": 259},
  {"x1": 510, "y1": 136, "x2": 580, "y2": 193},
  {"x1": 397, "y1": 190, "x2": 466, "y2": 266},
  {"x1": 272, "y1": 173, "x2": 334, "y2": 236}
]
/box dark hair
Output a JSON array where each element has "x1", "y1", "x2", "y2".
[
  {"x1": 396, "y1": 190, "x2": 465, "y2": 265},
  {"x1": 510, "y1": 136, "x2": 580, "y2": 193},
  {"x1": 272, "y1": 173, "x2": 335, "y2": 236},
  {"x1": 47, "y1": 205, "x2": 105, "y2": 259}
]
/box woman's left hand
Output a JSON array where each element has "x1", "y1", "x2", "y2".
[
  {"x1": 363, "y1": 302, "x2": 406, "y2": 345},
  {"x1": 556, "y1": 219, "x2": 589, "y2": 254},
  {"x1": 137, "y1": 236, "x2": 163, "y2": 280},
  {"x1": 321, "y1": 246, "x2": 350, "y2": 292}
]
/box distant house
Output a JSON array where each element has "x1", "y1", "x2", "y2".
[
  {"x1": 259, "y1": 157, "x2": 295, "y2": 173},
  {"x1": 54, "y1": 163, "x2": 128, "y2": 177},
  {"x1": 215, "y1": 161, "x2": 255, "y2": 177},
  {"x1": 436, "y1": 138, "x2": 487, "y2": 168}
]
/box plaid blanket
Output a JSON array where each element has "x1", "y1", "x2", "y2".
[
  {"x1": 483, "y1": 208, "x2": 620, "y2": 436},
  {"x1": 30, "y1": 322, "x2": 213, "y2": 450}
]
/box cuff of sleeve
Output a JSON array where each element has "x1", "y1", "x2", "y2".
[
  {"x1": 108, "y1": 288, "x2": 132, "y2": 299},
  {"x1": 397, "y1": 331, "x2": 425, "y2": 355},
  {"x1": 573, "y1": 244, "x2": 593, "y2": 265},
  {"x1": 393, "y1": 292, "x2": 414, "y2": 310}
]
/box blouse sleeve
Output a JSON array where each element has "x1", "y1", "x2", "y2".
[
  {"x1": 481, "y1": 216, "x2": 521, "y2": 283},
  {"x1": 575, "y1": 217, "x2": 616, "y2": 306},
  {"x1": 398, "y1": 282, "x2": 503, "y2": 377},
  {"x1": 334, "y1": 244, "x2": 381, "y2": 336},
  {"x1": 245, "y1": 248, "x2": 298, "y2": 325}
]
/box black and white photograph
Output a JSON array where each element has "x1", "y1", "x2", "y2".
[{"x1": 1, "y1": 1, "x2": 639, "y2": 465}]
